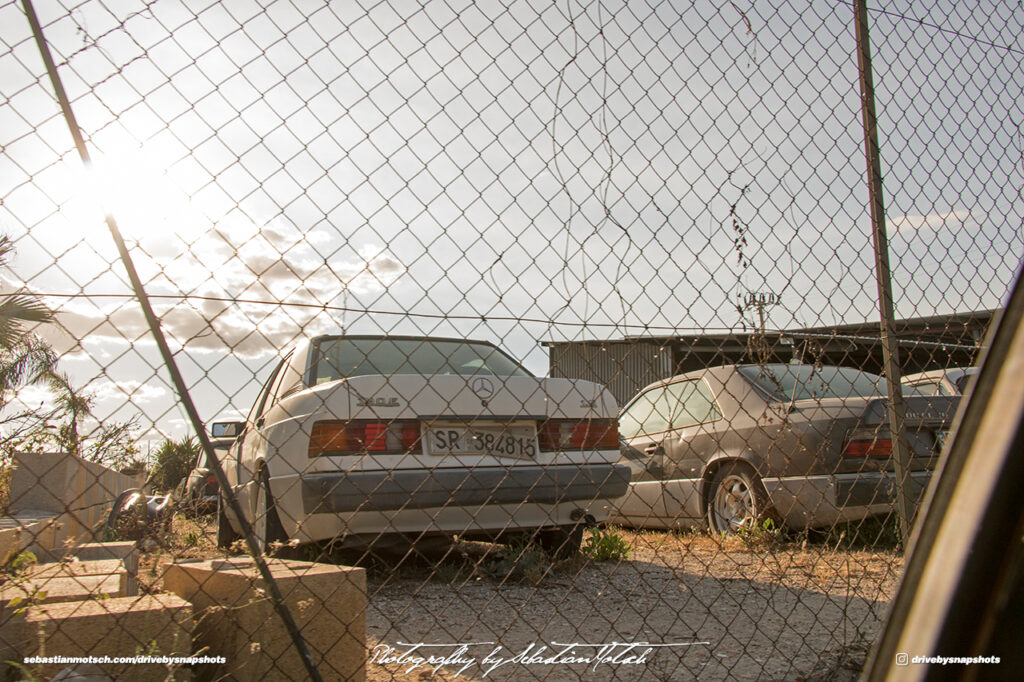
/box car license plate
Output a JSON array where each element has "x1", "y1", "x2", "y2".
[{"x1": 426, "y1": 423, "x2": 537, "y2": 459}]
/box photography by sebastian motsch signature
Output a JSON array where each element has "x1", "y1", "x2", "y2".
[{"x1": 370, "y1": 640, "x2": 710, "y2": 676}]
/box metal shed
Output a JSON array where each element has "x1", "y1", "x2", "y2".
[{"x1": 544, "y1": 309, "x2": 996, "y2": 407}]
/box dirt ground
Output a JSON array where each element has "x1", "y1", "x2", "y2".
[
  {"x1": 360, "y1": 530, "x2": 901, "y2": 681},
  {"x1": 136, "y1": 518, "x2": 901, "y2": 681}
]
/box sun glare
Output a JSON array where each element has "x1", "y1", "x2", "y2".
[{"x1": 76, "y1": 149, "x2": 208, "y2": 245}]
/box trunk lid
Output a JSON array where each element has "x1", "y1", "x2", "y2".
[{"x1": 294, "y1": 374, "x2": 619, "y2": 471}]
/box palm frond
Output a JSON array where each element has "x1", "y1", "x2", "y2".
[
  {"x1": 0, "y1": 294, "x2": 53, "y2": 350},
  {"x1": 0, "y1": 336, "x2": 58, "y2": 397},
  {"x1": 0, "y1": 236, "x2": 13, "y2": 269}
]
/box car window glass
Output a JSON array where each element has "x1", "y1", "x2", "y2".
[
  {"x1": 247, "y1": 358, "x2": 286, "y2": 423},
  {"x1": 667, "y1": 379, "x2": 721, "y2": 427},
  {"x1": 620, "y1": 386, "x2": 674, "y2": 438},
  {"x1": 264, "y1": 351, "x2": 295, "y2": 409},
  {"x1": 309, "y1": 337, "x2": 531, "y2": 383},
  {"x1": 739, "y1": 364, "x2": 902, "y2": 401},
  {"x1": 909, "y1": 379, "x2": 943, "y2": 397}
]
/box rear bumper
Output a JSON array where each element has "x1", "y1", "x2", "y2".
[
  {"x1": 301, "y1": 463, "x2": 632, "y2": 514},
  {"x1": 762, "y1": 471, "x2": 932, "y2": 528}
]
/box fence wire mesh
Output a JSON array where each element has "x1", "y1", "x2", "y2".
[{"x1": 0, "y1": 0, "x2": 1022, "y2": 680}]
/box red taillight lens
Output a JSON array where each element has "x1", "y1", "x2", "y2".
[
  {"x1": 308, "y1": 420, "x2": 422, "y2": 457},
  {"x1": 538, "y1": 419, "x2": 619, "y2": 451},
  {"x1": 538, "y1": 421, "x2": 561, "y2": 451},
  {"x1": 842, "y1": 437, "x2": 893, "y2": 458},
  {"x1": 364, "y1": 422, "x2": 388, "y2": 451},
  {"x1": 401, "y1": 421, "x2": 422, "y2": 451}
]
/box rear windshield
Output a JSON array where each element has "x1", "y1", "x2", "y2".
[
  {"x1": 737, "y1": 364, "x2": 916, "y2": 401},
  {"x1": 308, "y1": 337, "x2": 532, "y2": 384}
]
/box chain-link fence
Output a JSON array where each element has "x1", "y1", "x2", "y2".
[{"x1": 1, "y1": 0, "x2": 1022, "y2": 679}]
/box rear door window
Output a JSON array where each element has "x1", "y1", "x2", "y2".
[
  {"x1": 620, "y1": 386, "x2": 675, "y2": 438},
  {"x1": 667, "y1": 379, "x2": 722, "y2": 427}
]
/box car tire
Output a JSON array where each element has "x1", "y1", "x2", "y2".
[
  {"x1": 253, "y1": 468, "x2": 287, "y2": 554},
  {"x1": 535, "y1": 524, "x2": 584, "y2": 560},
  {"x1": 706, "y1": 462, "x2": 774, "y2": 535},
  {"x1": 216, "y1": 495, "x2": 241, "y2": 550}
]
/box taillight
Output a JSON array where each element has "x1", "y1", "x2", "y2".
[
  {"x1": 308, "y1": 420, "x2": 422, "y2": 457},
  {"x1": 538, "y1": 419, "x2": 619, "y2": 451},
  {"x1": 841, "y1": 437, "x2": 893, "y2": 458},
  {"x1": 364, "y1": 422, "x2": 388, "y2": 451}
]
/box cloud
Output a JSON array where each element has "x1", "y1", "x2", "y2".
[
  {"x1": 88, "y1": 379, "x2": 168, "y2": 405},
  {"x1": 43, "y1": 220, "x2": 407, "y2": 358},
  {"x1": 143, "y1": 217, "x2": 406, "y2": 305},
  {"x1": 7, "y1": 378, "x2": 167, "y2": 417},
  {"x1": 888, "y1": 209, "x2": 971, "y2": 235}
]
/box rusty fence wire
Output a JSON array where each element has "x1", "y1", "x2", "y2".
[{"x1": 0, "y1": 0, "x2": 1022, "y2": 680}]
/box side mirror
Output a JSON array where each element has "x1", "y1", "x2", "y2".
[{"x1": 210, "y1": 421, "x2": 244, "y2": 439}]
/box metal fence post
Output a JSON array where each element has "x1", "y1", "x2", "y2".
[{"x1": 854, "y1": 0, "x2": 915, "y2": 545}]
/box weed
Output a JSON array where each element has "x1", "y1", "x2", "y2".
[
  {"x1": 581, "y1": 527, "x2": 632, "y2": 561},
  {"x1": 732, "y1": 517, "x2": 782, "y2": 549},
  {"x1": 7, "y1": 550, "x2": 37, "y2": 576}
]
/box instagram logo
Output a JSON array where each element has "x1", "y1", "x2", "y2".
[{"x1": 895, "y1": 653, "x2": 910, "y2": 666}]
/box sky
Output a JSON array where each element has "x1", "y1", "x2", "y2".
[{"x1": 0, "y1": 0, "x2": 1021, "y2": 447}]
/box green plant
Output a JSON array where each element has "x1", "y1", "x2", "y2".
[
  {"x1": 7, "y1": 550, "x2": 37, "y2": 576},
  {"x1": 581, "y1": 527, "x2": 632, "y2": 561},
  {"x1": 149, "y1": 436, "x2": 201, "y2": 492},
  {"x1": 733, "y1": 517, "x2": 782, "y2": 548},
  {"x1": 3, "y1": 660, "x2": 44, "y2": 682}
]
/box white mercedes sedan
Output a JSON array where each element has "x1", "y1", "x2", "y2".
[{"x1": 213, "y1": 335, "x2": 630, "y2": 557}]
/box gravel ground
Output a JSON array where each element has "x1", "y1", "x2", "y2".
[
  {"x1": 133, "y1": 518, "x2": 899, "y2": 681},
  {"x1": 363, "y1": 530, "x2": 902, "y2": 682}
]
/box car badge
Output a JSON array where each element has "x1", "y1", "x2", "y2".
[
  {"x1": 355, "y1": 395, "x2": 400, "y2": 407},
  {"x1": 471, "y1": 377, "x2": 495, "y2": 399}
]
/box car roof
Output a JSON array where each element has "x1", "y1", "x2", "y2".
[
  {"x1": 638, "y1": 362, "x2": 876, "y2": 390},
  {"x1": 309, "y1": 334, "x2": 497, "y2": 346},
  {"x1": 903, "y1": 367, "x2": 977, "y2": 382}
]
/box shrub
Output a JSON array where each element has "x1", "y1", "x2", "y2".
[
  {"x1": 149, "y1": 436, "x2": 201, "y2": 492},
  {"x1": 581, "y1": 527, "x2": 632, "y2": 561}
]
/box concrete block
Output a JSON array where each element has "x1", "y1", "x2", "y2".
[
  {"x1": 12, "y1": 594, "x2": 193, "y2": 681},
  {"x1": 1, "y1": 573, "x2": 123, "y2": 606},
  {"x1": 69, "y1": 543, "x2": 139, "y2": 596},
  {"x1": 27, "y1": 559, "x2": 124, "y2": 577},
  {"x1": 0, "y1": 513, "x2": 59, "y2": 564},
  {"x1": 163, "y1": 557, "x2": 366, "y2": 681},
  {"x1": 69, "y1": 542, "x2": 137, "y2": 562},
  {"x1": 0, "y1": 562, "x2": 130, "y2": 671},
  {"x1": 24, "y1": 558, "x2": 132, "y2": 597}
]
